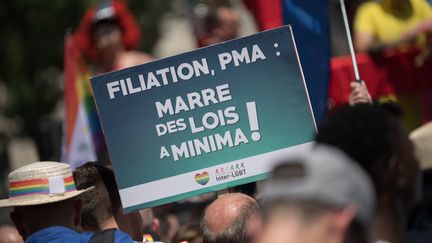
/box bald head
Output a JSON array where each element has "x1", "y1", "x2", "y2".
[
  {"x1": 204, "y1": 193, "x2": 253, "y2": 233},
  {"x1": 201, "y1": 193, "x2": 260, "y2": 243}
]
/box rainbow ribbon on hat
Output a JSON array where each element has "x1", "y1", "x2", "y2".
[{"x1": 9, "y1": 176, "x2": 76, "y2": 198}]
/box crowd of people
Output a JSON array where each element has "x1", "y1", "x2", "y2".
[
  {"x1": 1, "y1": 101, "x2": 432, "y2": 243},
  {"x1": 2, "y1": 0, "x2": 432, "y2": 242}
]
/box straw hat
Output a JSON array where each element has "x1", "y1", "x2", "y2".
[
  {"x1": 0, "y1": 161, "x2": 93, "y2": 207},
  {"x1": 410, "y1": 121, "x2": 432, "y2": 170}
]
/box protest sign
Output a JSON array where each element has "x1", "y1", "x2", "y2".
[{"x1": 91, "y1": 25, "x2": 316, "y2": 213}]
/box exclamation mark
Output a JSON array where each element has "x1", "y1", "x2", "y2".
[{"x1": 246, "y1": 102, "x2": 261, "y2": 141}]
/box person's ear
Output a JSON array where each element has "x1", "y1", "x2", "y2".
[
  {"x1": 329, "y1": 207, "x2": 356, "y2": 243},
  {"x1": 74, "y1": 198, "x2": 83, "y2": 227},
  {"x1": 10, "y1": 208, "x2": 27, "y2": 240}
]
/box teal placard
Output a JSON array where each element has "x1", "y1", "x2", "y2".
[{"x1": 91, "y1": 25, "x2": 316, "y2": 212}]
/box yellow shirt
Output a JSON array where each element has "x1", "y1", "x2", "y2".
[{"x1": 354, "y1": 0, "x2": 432, "y2": 45}]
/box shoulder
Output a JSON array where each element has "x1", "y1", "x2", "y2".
[
  {"x1": 355, "y1": 1, "x2": 383, "y2": 31},
  {"x1": 118, "y1": 51, "x2": 154, "y2": 69},
  {"x1": 356, "y1": 1, "x2": 382, "y2": 16},
  {"x1": 114, "y1": 229, "x2": 134, "y2": 243},
  {"x1": 26, "y1": 226, "x2": 92, "y2": 243}
]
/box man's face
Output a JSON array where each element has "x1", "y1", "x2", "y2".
[
  {"x1": 216, "y1": 7, "x2": 239, "y2": 41},
  {"x1": 92, "y1": 22, "x2": 123, "y2": 56}
]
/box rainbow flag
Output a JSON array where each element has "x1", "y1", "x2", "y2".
[{"x1": 62, "y1": 36, "x2": 100, "y2": 169}]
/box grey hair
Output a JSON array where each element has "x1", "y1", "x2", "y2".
[{"x1": 201, "y1": 199, "x2": 260, "y2": 243}]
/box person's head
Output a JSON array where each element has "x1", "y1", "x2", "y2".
[
  {"x1": 10, "y1": 198, "x2": 82, "y2": 240},
  {"x1": 258, "y1": 145, "x2": 375, "y2": 243},
  {"x1": 73, "y1": 162, "x2": 115, "y2": 232},
  {"x1": 203, "y1": 5, "x2": 239, "y2": 45},
  {"x1": 90, "y1": 4, "x2": 124, "y2": 67},
  {"x1": 140, "y1": 208, "x2": 154, "y2": 229},
  {"x1": 0, "y1": 162, "x2": 93, "y2": 240},
  {"x1": 92, "y1": 19, "x2": 123, "y2": 56},
  {"x1": 0, "y1": 224, "x2": 24, "y2": 243},
  {"x1": 74, "y1": 0, "x2": 141, "y2": 70},
  {"x1": 140, "y1": 208, "x2": 162, "y2": 241},
  {"x1": 73, "y1": 161, "x2": 143, "y2": 241},
  {"x1": 316, "y1": 104, "x2": 420, "y2": 211},
  {"x1": 201, "y1": 193, "x2": 261, "y2": 243}
]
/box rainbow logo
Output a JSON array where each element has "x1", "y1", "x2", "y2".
[{"x1": 195, "y1": 172, "x2": 210, "y2": 185}]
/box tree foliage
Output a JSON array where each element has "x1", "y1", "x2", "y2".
[{"x1": 0, "y1": 0, "x2": 171, "y2": 158}]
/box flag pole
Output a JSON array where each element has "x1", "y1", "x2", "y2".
[{"x1": 339, "y1": 0, "x2": 361, "y2": 82}]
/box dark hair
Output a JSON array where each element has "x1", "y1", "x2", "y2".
[
  {"x1": 91, "y1": 18, "x2": 121, "y2": 33},
  {"x1": 316, "y1": 103, "x2": 401, "y2": 193},
  {"x1": 201, "y1": 199, "x2": 259, "y2": 243},
  {"x1": 73, "y1": 161, "x2": 121, "y2": 230}
]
